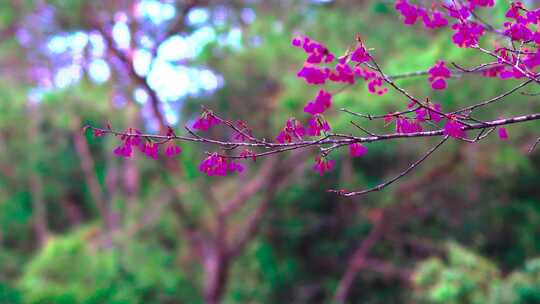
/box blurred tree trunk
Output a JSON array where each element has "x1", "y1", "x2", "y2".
[{"x1": 28, "y1": 102, "x2": 49, "y2": 246}]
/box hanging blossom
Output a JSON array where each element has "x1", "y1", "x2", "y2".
[
  {"x1": 415, "y1": 102, "x2": 443, "y2": 123},
  {"x1": 304, "y1": 89, "x2": 333, "y2": 115},
  {"x1": 297, "y1": 65, "x2": 330, "y2": 85},
  {"x1": 276, "y1": 118, "x2": 305, "y2": 143},
  {"x1": 451, "y1": 21, "x2": 485, "y2": 48},
  {"x1": 422, "y1": 9, "x2": 449, "y2": 29},
  {"x1": 349, "y1": 143, "x2": 368, "y2": 158},
  {"x1": 199, "y1": 153, "x2": 244, "y2": 176},
  {"x1": 313, "y1": 155, "x2": 335, "y2": 176},
  {"x1": 443, "y1": 115, "x2": 466, "y2": 138},
  {"x1": 329, "y1": 58, "x2": 356, "y2": 84},
  {"x1": 395, "y1": 0, "x2": 423, "y2": 25},
  {"x1": 193, "y1": 110, "x2": 221, "y2": 131},
  {"x1": 468, "y1": 0, "x2": 494, "y2": 9},
  {"x1": 428, "y1": 60, "x2": 451, "y2": 90},
  {"x1": 307, "y1": 116, "x2": 331, "y2": 136},
  {"x1": 165, "y1": 144, "x2": 182, "y2": 158},
  {"x1": 354, "y1": 66, "x2": 388, "y2": 95},
  {"x1": 498, "y1": 127, "x2": 509, "y2": 140},
  {"x1": 113, "y1": 130, "x2": 142, "y2": 158}
]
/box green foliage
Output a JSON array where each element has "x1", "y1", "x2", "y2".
[
  {"x1": 18, "y1": 227, "x2": 199, "y2": 304},
  {"x1": 415, "y1": 243, "x2": 540, "y2": 304}
]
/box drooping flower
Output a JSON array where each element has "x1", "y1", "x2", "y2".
[
  {"x1": 395, "y1": 0, "x2": 422, "y2": 25},
  {"x1": 306, "y1": 116, "x2": 331, "y2": 136},
  {"x1": 354, "y1": 66, "x2": 388, "y2": 95},
  {"x1": 468, "y1": 0, "x2": 494, "y2": 9},
  {"x1": 276, "y1": 118, "x2": 305, "y2": 143},
  {"x1": 396, "y1": 117, "x2": 423, "y2": 134},
  {"x1": 350, "y1": 44, "x2": 370, "y2": 63},
  {"x1": 349, "y1": 143, "x2": 368, "y2": 157},
  {"x1": 297, "y1": 65, "x2": 329, "y2": 85},
  {"x1": 498, "y1": 127, "x2": 509, "y2": 140},
  {"x1": 304, "y1": 90, "x2": 333, "y2": 115},
  {"x1": 415, "y1": 103, "x2": 443, "y2": 122},
  {"x1": 428, "y1": 61, "x2": 451, "y2": 90},
  {"x1": 443, "y1": 116, "x2": 466, "y2": 138},
  {"x1": 422, "y1": 10, "x2": 449, "y2": 29},
  {"x1": 451, "y1": 21, "x2": 485, "y2": 48},
  {"x1": 140, "y1": 142, "x2": 159, "y2": 159},
  {"x1": 193, "y1": 110, "x2": 221, "y2": 131},
  {"x1": 329, "y1": 62, "x2": 356, "y2": 84},
  {"x1": 199, "y1": 153, "x2": 244, "y2": 176},
  {"x1": 313, "y1": 155, "x2": 336, "y2": 176}
]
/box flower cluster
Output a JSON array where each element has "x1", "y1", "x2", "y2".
[
  {"x1": 199, "y1": 153, "x2": 244, "y2": 176},
  {"x1": 428, "y1": 61, "x2": 451, "y2": 90},
  {"x1": 294, "y1": 36, "x2": 387, "y2": 95},
  {"x1": 193, "y1": 110, "x2": 221, "y2": 131},
  {"x1": 111, "y1": 128, "x2": 182, "y2": 160},
  {"x1": 276, "y1": 118, "x2": 306, "y2": 143}
]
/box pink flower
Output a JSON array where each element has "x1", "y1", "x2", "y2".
[
  {"x1": 468, "y1": 0, "x2": 494, "y2": 9},
  {"x1": 350, "y1": 45, "x2": 370, "y2": 63},
  {"x1": 193, "y1": 111, "x2": 221, "y2": 131},
  {"x1": 304, "y1": 90, "x2": 332, "y2": 115},
  {"x1": 140, "y1": 142, "x2": 159, "y2": 159},
  {"x1": 395, "y1": 0, "x2": 422, "y2": 25},
  {"x1": 199, "y1": 153, "x2": 244, "y2": 176},
  {"x1": 297, "y1": 65, "x2": 329, "y2": 85},
  {"x1": 291, "y1": 37, "x2": 302, "y2": 47},
  {"x1": 443, "y1": 116, "x2": 466, "y2": 138},
  {"x1": 396, "y1": 117, "x2": 422, "y2": 134},
  {"x1": 498, "y1": 127, "x2": 509, "y2": 140},
  {"x1": 349, "y1": 143, "x2": 368, "y2": 157},
  {"x1": 428, "y1": 61, "x2": 451, "y2": 90},
  {"x1": 415, "y1": 103, "x2": 442, "y2": 122},
  {"x1": 307, "y1": 116, "x2": 331, "y2": 136},
  {"x1": 313, "y1": 155, "x2": 335, "y2": 176},
  {"x1": 504, "y1": 22, "x2": 533, "y2": 41},
  {"x1": 422, "y1": 10, "x2": 449, "y2": 29},
  {"x1": 276, "y1": 118, "x2": 305, "y2": 143},
  {"x1": 451, "y1": 21, "x2": 485, "y2": 48},
  {"x1": 354, "y1": 66, "x2": 388, "y2": 95},
  {"x1": 329, "y1": 62, "x2": 355, "y2": 84}
]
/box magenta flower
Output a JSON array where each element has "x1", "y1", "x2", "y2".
[
  {"x1": 443, "y1": 116, "x2": 466, "y2": 138},
  {"x1": 140, "y1": 142, "x2": 159, "y2": 159},
  {"x1": 199, "y1": 153, "x2": 244, "y2": 176},
  {"x1": 193, "y1": 111, "x2": 221, "y2": 131},
  {"x1": 422, "y1": 10, "x2": 448, "y2": 29},
  {"x1": 276, "y1": 118, "x2": 305, "y2": 143},
  {"x1": 113, "y1": 143, "x2": 133, "y2": 158},
  {"x1": 349, "y1": 143, "x2": 368, "y2": 158},
  {"x1": 313, "y1": 155, "x2": 335, "y2": 176},
  {"x1": 304, "y1": 90, "x2": 333, "y2": 115},
  {"x1": 350, "y1": 45, "x2": 370, "y2": 63},
  {"x1": 307, "y1": 116, "x2": 331, "y2": 136},
  {"x1": 329, "y1": 62, "x2": 355, "y2": 84},
  {"x1": 415, "y1": 103, "x2": 442, "y2": 122},
  {"x1": 498, "y1": 127, "x2": 509, "y2": 140},
  {"x1": 504, "y1": 22, "x2": 533, "y2": 41},
  {"x1": 428, "y1": 61, "x2": 451, "y2": 90},
  {"x1": 297, "y1": 65, "x2": 329, "y2": 85},
  {"x1": 395, "y1": 0, "x2": 422, "y2": 25},
  {"x1": 451, "y1": 21, "x2": 485, "y2": 48},
  {"x1": 396, "y1": 117, "x2": 422, "y2": 134},
  {"x1": 468, "y1": 0, "x2": 494, "y2": 9}
]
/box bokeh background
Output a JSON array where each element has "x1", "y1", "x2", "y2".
[{"x1": 1, "y1": 0, "x2": 540, "y2": 303}]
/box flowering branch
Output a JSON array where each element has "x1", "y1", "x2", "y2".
[{"x1": 88, "y1": 0, "x2": 540, "y2": 197}]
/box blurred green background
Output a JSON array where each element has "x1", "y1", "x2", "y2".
[{"x1": 0, "y1": 0, "x2": 539, "y2": 303}]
